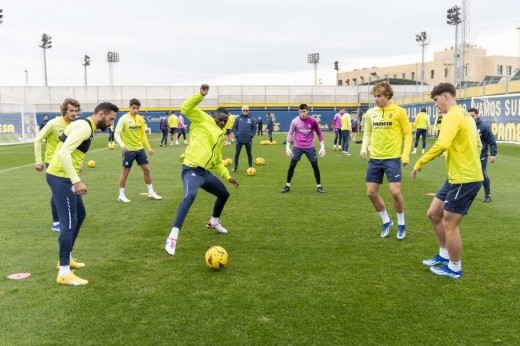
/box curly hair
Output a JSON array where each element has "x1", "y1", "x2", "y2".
[{"x1": 370, "y1": 82, "x2": 394, "y2": 100}]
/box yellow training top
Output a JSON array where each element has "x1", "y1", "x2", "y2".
[
  {"x1": 168, "y1": 114, "x2": 179, "y2": 128},
  {"x1": 47, "y1": 118, "x2": 96, "y2": 184},
  {"x1": 341, "y1": 113, "x2": 352, "y2": 131},
  {"x1": 414, "y1": 112, "x2": 430, "y2": 130},
  {"x1": 115, "y1": 113, "x2": 151, "y2": 151},
  {"x1": 34, "y1": 116, "x2": 71, "y2": 164},
  {"x1": 414, "y1": 105, "x2": 483, "y2": 184},
  {"x1": 225, "y1": 114, "x2": 235, "y2": 130},
  {"x1": 361, "y1": 103, "x2": 412, "y2": 164}
]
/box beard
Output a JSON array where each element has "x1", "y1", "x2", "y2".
[{"x1": 97, "y1": 123, "x2": 108, "y2": 131}]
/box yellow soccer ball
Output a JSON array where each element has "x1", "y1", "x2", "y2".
[
  {"x1": 108, "y1": 144, "x2": 115, "y2": 150},
  {"x1": 223, "y1": 158, "x2": 233, "y2": 167},
  {"x1": 205, "y1": 246, "x2": 228, "y2": 269},
  {"x1": 255, "y1": 158, "x2": 265, "y2": 165},
  {"x1": 87, "y1": 160, "x2": 96, "y2": 168},
  {"x1": 246, "y1": 167, "x2": 256, "y2": 176}
]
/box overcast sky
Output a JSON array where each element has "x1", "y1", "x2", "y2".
[{"x1": 0, "y1": 0, "x2": 518, "y2": 87}]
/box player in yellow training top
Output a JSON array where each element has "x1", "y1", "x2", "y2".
[
  {"x1": 168, "y1": 111, "x2": 179, "y2": 145},
  {"x1": 47, "y1": 102, "x2": 118, "y2": 285},
  {"x1": 412, "y1": 83, "x2": 483, "y2": 279},
  {"x1": 34, "y1": 98, "x2": 80, "y2": 232},
  {"x1": 360, "y1": 82, "x2": 412, "y2": 240},
  {"x1": 164, "y1": 84, "x2": 239, "y2": 256},
  {"x1": 115, "y1": 98, "x2": 162, "y2": 202},
  {"x1": 411, "y1": 107, "x2": 430, "y2": 154}
]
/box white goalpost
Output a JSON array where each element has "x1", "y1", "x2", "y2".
[{"x1": 0, "y1": 102, "x2": 38, "y2": 145}]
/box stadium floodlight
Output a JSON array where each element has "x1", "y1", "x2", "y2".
[
  {"x1": 447, "y1": 5, "x2": 462, "y2": 86},
  {"x1": 0, "y1": 9, "x2": 4, "y2": 25},
  {"x1": 107, "y1": 51, "x2": 120, "y2": 86},
  {"x1": 82, "y1": 55, "x2": 91, "y2": 87},
  {"x1": 334, "y1": 61, "x2": 340, "y2": 85},
  {"x1": 39, "y1": 33, "x2": 52, "y2": 86},
  {"x1": 24, "y1": 70, "x2": 29, "y2": 86},
  {"x1": 307, "y1": 53, "x2": 320, "y2": 86},
  {"x1": 415, "y1": 31, "x2": 430, "y2": 85}
]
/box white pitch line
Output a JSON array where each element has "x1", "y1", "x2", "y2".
[{"x1": 0, "y1": 147, "x2": 112, "y2": 175}]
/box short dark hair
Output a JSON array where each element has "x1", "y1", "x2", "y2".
[
  {"x1": 468, "y1": 107, "x2": 479, "y2": 115},
  {"x1": 431, "y1": 83, "x2": 456, "y2": 98},
  {"x1": 299, "y1": 104, "x2": 308, "y2": 110},
  {"x1": 94, "y1": 102, "x2": 119, "y2": 114},
  {"x1": 212, "y1": 107, "x2": 229, "y2": 117},
  {"x1": 129, "y1": 98, "x2": 141, "y2": 107},
  {"x1": 420, "y1": 107, "x2": 427, "y2": 112}
]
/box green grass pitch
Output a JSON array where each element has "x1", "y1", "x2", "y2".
[{"x1": 1, "y1": 132, "x2": 519, "y2": 344}]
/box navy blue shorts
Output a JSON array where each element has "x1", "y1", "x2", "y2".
[
  {"x1": 225, "y1": 129, "x2": 231, "y2": 135},
  {"x1": 122, "y1": 149, "x2": 148, "y2": 168},
  {"x1": 366, "y1": 158, "x2": 402, "y2": 184},
  {"x1": 436, "y1": 180, "x2": 483, "y2": 215},
  {"x1": 292, "y1": 147, "x2": 318, "y2": 162}
]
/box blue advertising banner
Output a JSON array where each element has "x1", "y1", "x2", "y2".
[{"x1": 471, "y1": 94, "x2": 520, "y2": 143}]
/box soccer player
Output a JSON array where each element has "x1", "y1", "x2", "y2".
[
  {"x1": 168, "y1": 111, "x2": 179, "y2": 145},
  {"x1": 411, "y1": 107, "x2": 430, "y2": 154},
  {"x1": 39, "y1": 114, "x2": 49, "y2": 131},
  {"x1": 468, "y1": 107, "x2": 497, "y2": 203},
  {"x1": 412, "y1": 83, "x2": 483, "y2": 279},
  {"x1": 34, "y1": 98, "x2": 80, "y2": 232},
  {"x1": 332, "y1": 109, "x2": 344, "y2": 150},
  {"x1": 266, "y1": 113, "x2": 274, "y2": 143},
  {"x1": 232, "y1": 105, "x2": 256, "y2": 172},
  {"x1": 340, "y1": 109, "x2": 352, "y2": 156},
  {"x1": 46, "y1": 102, "x2": 118, "y2": 285},
  {"x1": 115, "y1": 98, "x2": 162, "y2": 202},
  {"x1": 159, "y1": 111, "x2": 170, "y2": 147},
  {"x1": 360, "y1": 82, "x2": 412, "y2": 239},
  {"x1": 281, "y1": 104, "x2": 326, "y2": 193},
  {"x1": 176, "y1": 113, "x2": 188, "y2": 144},
  {"x1": 165, "y1": 84, "x2": 239, "y2": 256},
  {"x1": 224, "y1": 113, "x2": 235, "y2": 145}
]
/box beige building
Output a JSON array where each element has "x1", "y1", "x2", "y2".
[{"x1": 338, "y1": 46, "x2": 519, "y2": 87}]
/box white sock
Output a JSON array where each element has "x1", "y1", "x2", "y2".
[
  {"x1": 439, "y1": 248, "x2": 449, "y2": 259},
  {"x1": 168, "y1": 227, "x2": 179, "y2": 240},
  {"x1": 286, "y1": 183, "x2": 291, "y2": 187},
  {"x1": 119, "y1": 187, "x2": 125, "y2": 198},
  {"x1": 448, "y1": 261, "x2": 461, "y2": 272},
  {"x1": 210, "y1": 216, "x2": 220, "y2": 225},
  {"x1": 147, "y1": 183, "x2": 154, "y2": 194},
  {"x1": 59, "y1": 265, "x2": 70, "y2": 276},
  {"x1": 396, "y1": 212, "x2": 405, "y2": 225},
  {"x1": 378, "y1": 209, "x2": 390, "y2": 224},
  {"x1": 317, "y1": 184, "x2": 322, "y2": 188},
  {"x1": 53, "y1": 221, "x2": 59, "y2": 226}
]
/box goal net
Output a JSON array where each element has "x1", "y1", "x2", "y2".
[{"x1": 0, "y1": 102, "x2": 38, "y2": 145}]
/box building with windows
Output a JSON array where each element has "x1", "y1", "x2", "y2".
[{"x1": 338, "y1": 46, "x2": 518, "y2": 87}]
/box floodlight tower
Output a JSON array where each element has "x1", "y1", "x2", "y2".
[
  {"x1": 107, "y1": 51, "x2": 119, "y2": 86},
  {"x1": 307, "y1": 53, "x2": 320, "y2": 86},
  {"x1": 82, "y1": 55, "x2": 91, "y2": 86},
  {"x1": 447, "y1": 5, "x2": 462, "y2": 86},
  {"x1": 415, "y1": 32, "x2": 430, "y2": 85},
  {"x1": 39, "y1": 33, "x2": 52, "y2": 86},
  {"x1": 0, "y1": 9, "x2": 4, "y2": 25},
  {"x1": 334, "y1": 61, "x2": 340, "y2": 85}
]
